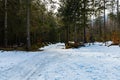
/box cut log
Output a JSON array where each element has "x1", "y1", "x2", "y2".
[
  {"x1": 65, "y1": 41, "x2": 84, "y2": 49},
  {"x1": 108, "y1": 43, "x2": 120, "y2": 47}
]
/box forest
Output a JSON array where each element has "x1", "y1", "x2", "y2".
[{"x1": 0, "y1": 0, "x2": 120, "y2": 50}]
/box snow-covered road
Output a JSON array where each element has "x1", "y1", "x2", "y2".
[{"x1": 0, "y1": 42, "x2": 120, "y2": 80}]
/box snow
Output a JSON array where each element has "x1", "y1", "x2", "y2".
[{"x1": 0, "y1": 42, "x2": 120, "y2": 80}]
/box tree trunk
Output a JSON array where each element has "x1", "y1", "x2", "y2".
[
  {"x1": 4, "y1": 0, "x2": 8, "y2": 47},
  {"x1": 66, "y1": 26, "x2": 69, "y2": 43},
  {"x1": 103, "y1": 0, "x2": 106, "y2": 42},
  {"x1": 26, "y1": 0, "x2": 31, "y2": 50},
  {"x1": 117, "y1": 0, "x2": 119, "y2": 30},
  {"x1": 83, "y1": 0, "x2": 87, "y2": 43},
  {"x1": 74, "y1": 23, "x2": 77, "y2": 42},
  {"x1": 98, "y1": 11, "x2": 102, "y2": 41}
]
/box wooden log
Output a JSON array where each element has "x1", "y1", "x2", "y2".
[{"x1": 65, "y1": 41, "x2": 84, "y2": 49}]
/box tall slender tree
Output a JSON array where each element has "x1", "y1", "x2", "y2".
[
  {"x1": 103, "y1": 0, "x2": 106, "y2": 41},
  {"x1": 26, "y1": 0, "x2": 31, "y2": 50},
  {"x1": 4, "y1": 0, "x2": 8, "y2": 47},
  {"x1": 83, "y1": 0, "x2": 87, "y2": 43},
  {"x1": 117, "y1": 0, "x2": 119, "y2": 30}
]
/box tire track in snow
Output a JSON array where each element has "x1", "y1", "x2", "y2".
[
  {"x1": 0, "y1": 50, "x2": 62, "y2": 80},
  {"x1": 0, "y1": 53, "x2": 43, "y2": 80},
  {"x1": 26, "y1": 53, "x2": 63, "y2": 80}
]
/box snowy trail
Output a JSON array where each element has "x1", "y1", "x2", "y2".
[
  {"x1": 0, "y1": 43, "x2": 120, "y2": 80},
  {"x1": 0, "y1": 51, "x2": 62, "y2": 80}
]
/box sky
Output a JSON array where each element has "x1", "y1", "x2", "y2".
[
  {"x1": 44, "y1": 0, "x2": 120, "y2": 14},
  {"x1": 42, "y1": 0, "x2": 60, "y2": 13}
]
